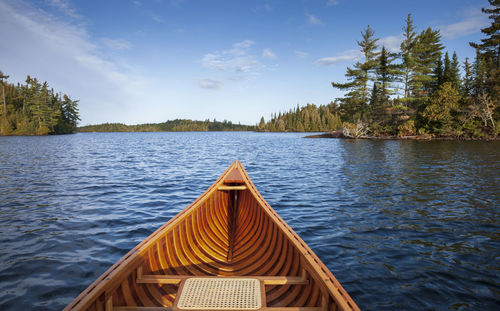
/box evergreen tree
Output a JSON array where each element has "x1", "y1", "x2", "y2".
[
  {"x1": 400, "y1": 14, "x2": 417, "y2": 99},
  {"x1": 0, "y1": 71, "x2": 80, "y2": 135},
  {"x1": 410, "y1": 28, "x2": 444, "y2": 99},
  {"x1": 433, "y1": 57, "x2": 444, "y2": 91},
  {"x1": 463, "y1": 57, "x2": 473, "y2": 99},
  {"x1": 442, "y1": 52, "x2": 451, "y2": 85},
  {"x1": 450, "y1": 52, "x2": 462, "y2": 91},
  {"x1": 469, "y1": 0, "x2": 499, "y2": 102},
  {"x1": 376, "y1": 46, "x2": 401, "y2": 98},
  {"x1": 332, "y1": 25, "x2": 379, "y2": 121},
  {"x1": 258, "y1": 116, "x2": 265, "y2": 130}
]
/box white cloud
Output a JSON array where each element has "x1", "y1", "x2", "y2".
[
  {"x1": 262, "y1": 49, "x2": 276, "y2": 59},
  {"x1": 439, "y1": 7, "x2": 489, "y2": 39},
  {"x1": 326, "y1": 0, "x2": 339, "y2": 6},
  {"x1": 315, "y1": 49, "x2": 360, "y2": 66},
  {"x1": 100, "y1": 38, "x2": 132, "y2": 50},
  {"x1": 0, "y1": 0, "x2": 155, "y2": 124},
  {"x1": 47, "y1": 0, "x2": 81, "y2": 18},
  {"x1": 198, "y1": 78, "x2": 223, "y2": 90},
  {"x1": 307, "y1": 14, "x2": 323, "y2": 25},
  {"x1": 201, "y1": 40, "x2": 261, "y2": 74},
  {"x1": 131, "y1": 0, "x2": 142, "y2": 7},
  {"x1": 378, "y1": 35, "x2": 402, "y2": 53},
  {"x1": 295, "y1": 50, "x2": 308, "y2": 58}
]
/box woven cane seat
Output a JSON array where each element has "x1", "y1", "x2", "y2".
[{"x1": 177, "y1": 278, "x2": 261, "y2": 310}]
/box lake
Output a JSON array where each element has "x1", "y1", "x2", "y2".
[{"x1": 0, "y1": 132, "x2": 498, "y2": 310}]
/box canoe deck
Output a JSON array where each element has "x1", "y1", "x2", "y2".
[{"x1": 65, "y1": 162, "x2": 360, "y2": 311}]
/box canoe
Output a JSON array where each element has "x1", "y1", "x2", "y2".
[{"x1": 65, "y1": 161, "x2": 360, "y2": 311}]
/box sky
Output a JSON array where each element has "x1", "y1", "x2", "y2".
[{"x1": 0, "y1": 0, "x2": 491, "y2": 126}]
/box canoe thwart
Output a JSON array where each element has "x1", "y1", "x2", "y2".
[
  {"x1": 136, "y1": 273, "x2": 309, "y2": 285},
  {"x1": 217, "y1": 185, "x2": 247, "y2": 191}
]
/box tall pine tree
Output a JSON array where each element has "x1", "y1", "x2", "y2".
[
  {"x1": 332, "y1": 25, "x2": 379, "y2": 121},
  {"x1": 400, "y1": 14, "x2": 417, "y2": 100},
  {"x1": 410, "y1": 27, "x2": 444, "y2": 99}
]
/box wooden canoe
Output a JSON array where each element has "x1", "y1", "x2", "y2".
[{"x1": 65, "y1": 161, "x2": 360, "y2": 311}]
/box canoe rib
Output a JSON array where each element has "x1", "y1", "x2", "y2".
[{"x1": 64, "y1": 161, "x2": 360, "y2": 311}]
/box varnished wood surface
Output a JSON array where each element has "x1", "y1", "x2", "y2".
[{"x1": 64, "y1": 162, "x2": 360, "y2": 311}]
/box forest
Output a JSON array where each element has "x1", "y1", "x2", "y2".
[
  {"x1": 259, "y1": 1, "x2": 499, "y2": 138},
  {"x1": 78, "y1": 119, "x2": 254, "y2": 132},
  {"x1": 0, "y1": 73, "x2": 80, "y2": 135}
]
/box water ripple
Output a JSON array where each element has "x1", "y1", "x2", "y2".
[{"x1": 0, "y1": 133, "x2": 499, "y2": 310}]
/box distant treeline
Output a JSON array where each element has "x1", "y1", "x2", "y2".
[
  {"x1": 257, "y1": 103, "x2": 342, "y2": 132},
  {"x1": 78, "y1": 119, "x2": 255, "y2": 132},
  {"x1": 0, "y1": 72, "x2": 80, "y2": 135},
  {"x1": 260, "y1": 2, "x2": 499, "y2": 138}
]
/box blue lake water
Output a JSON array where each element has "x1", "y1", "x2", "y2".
[{"x1": 0, "y1": 132, "x2": 499, "y2": 310}]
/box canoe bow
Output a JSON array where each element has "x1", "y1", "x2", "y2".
[{"x1": 64, "y1": 161, "x2": 360, "y2": 311}]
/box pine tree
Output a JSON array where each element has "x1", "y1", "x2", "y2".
[
  {"x1": 433, "y1": 57, "x2": 444, "y2": 91},
  {"x1": 332, "y1": 25, "x2": 379, "y2": 120},
  {"x1": 377, "y1": 46, "x2": 401, "y2": 98},
  {"x1": 450, "y1": 52, "x2": 462, "y2": 91},
  {"x1": 469, "y1": 0, "x2": 500, "y2": 102},
  {"x1": 400, "y1": 14, "x2": 417, "y2": 99},
  {"x1": 442, "y1": 52, "x2": 451, "y2": 85},
  {"x1": 463, "y1": 57, "x2": 473, "y2": 99},
  {"x1": 410, "y1": 27, "x2": 444, "y2": 99}
]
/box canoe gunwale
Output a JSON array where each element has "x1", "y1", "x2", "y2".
[{"x1": 64, "y1": 161, "x2": 360, "y2": 311}]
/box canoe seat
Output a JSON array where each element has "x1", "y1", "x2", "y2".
[{"x1": 177, "y1": 278, "x2": 261, "y2": 310}]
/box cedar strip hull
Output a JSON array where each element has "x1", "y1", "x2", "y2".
[{"x1": 64, "y1": 161, "x2": 360, "y2": 311}]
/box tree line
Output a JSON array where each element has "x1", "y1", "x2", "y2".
[
  {"x1": 0, "y1": 72, "x2": 80, "y2": 135},
  {"x1": 78, "y1": 119, "x2": 254, "y2": 132},
  {"x1": 260, "y1": 1, "x2": 499, "y2": 138},
  {"x1": 257, "y1": 103, "x2": 341, "y2": 132}
]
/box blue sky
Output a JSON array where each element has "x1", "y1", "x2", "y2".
[{"x1": 0, "y1": 0, "x2": 491, "y2": 125}]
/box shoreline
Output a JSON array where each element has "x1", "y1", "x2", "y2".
[{"x1": 304, "y1": 130, "x2": 500, "y2": 141}]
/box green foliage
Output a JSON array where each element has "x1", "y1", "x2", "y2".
[
  {"x1": 401, "y1": 14, "x2": 417, "y2": 99},
  {"x1": 0, "y1": 72, "x2": 79, "y2": 136},
  {"x1": 410, "y1": 27, "x2": 444, "y2": 98},
  {"x1": 332, "y1": 25, "x2": 380, "y2": 119},
  {"x1": 469, "y1": 0, "x2": 500, "y2": 103},
  {"x1": 78, "y1": 119, "x2": 254, "y2": 132},
  {"x1": 397, "y1": 119, "x2": 416, "y2": 136},
  {"x1": 324, "y1": 11, "x2": 498, "y2": 139},
  {"x1": 258, "y1": 102, "x2": 341, "y2": 132}
]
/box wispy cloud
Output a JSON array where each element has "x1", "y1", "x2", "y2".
[
  {"x1": 100, "y1": 37, "x2": 132, "y2": 50},
  {"x1": 307, "y1": 14, "x2": 323, "y2": 25},
  {"x1": 198, "y1": 78, "x2": 223, "y2": 90},
  {"x1": 295, "y1": 50, "x2": 308, "y2": 58},
  {"x1": 315, "y1": 49, "x2": 360, "y2": 66},
  {"x1": 439, "y1": 7, "x2": 489, "y2": 39},
  {"x1": 201, "y1": 40, "x2": 261, "y2": 73},
  {"x1": 378, "y1": 35, "x2": 402, "y2": 53},
  {"x1": 0, "y1": 0, "x2": 153, "y2": 124},
  {"x1": 326, "y1": 0, "x2": 339, "y2": 7},
  {"x1": 262, "y1": 48, "x2": 276, "y2": 59},
  {"x1": 47, "y1": 0, "x2": 81, "y2": 18}
]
